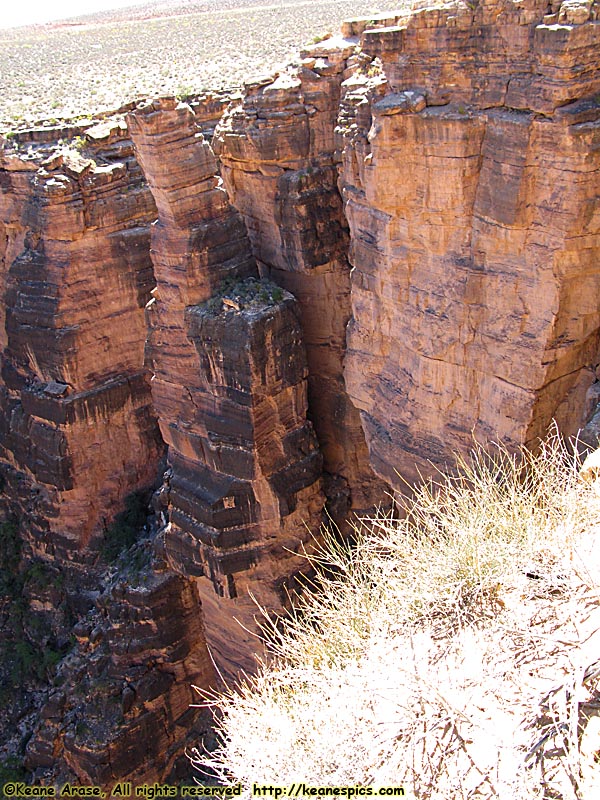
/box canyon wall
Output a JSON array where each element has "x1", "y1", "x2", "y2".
[
  {"x1": 0, "y1": 116, "x2": 215, "y2": 785},
  {"x1": 213, "y1": 47, "x2": 388, "y2": 515},
  {"x1": 0, "y1": 0, "x2": 599, "y2": 786},
  {"x1": 26, "y1": 543, "x2": 215, "y2": 786},
  {"x1": 0, "y1": 119, "x2": 162, "y2": 562},
  {"x1": 127, "y1": 98, "x2": 324, "y2": 675},
  {"x1": 337, "y1": 0, "x2": 600, "y2": 485}
]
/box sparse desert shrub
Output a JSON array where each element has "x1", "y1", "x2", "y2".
[
  {"x1": 70, "y1": 134, "x2": 87, "y2": 151},
  {"x1": 0, "y1": 756, "x2": 27, "y2": 785},
  {"x1": 202, "y1": 277, "x2": 286, "y2": 315},
  {"x1": 175, "y1": 85, "x2": 195, "y2": 102},
  {"x1": 192, "y1": 430, "x2": 600, "y2": 798},
  {"x1": 0, "y1": 0, "x2": 399, "y2": 128},
  {"x1": 24, "y1": 560, "x2": 64, "y2": 592},
  {"x1": 0, "y1": 519, "x2": 21, "y2": 595},
  {"x1": 100, "y1": 490, "x2": 150, "y2": 562},
  {"x1": 309, "y1": 32, "x2": 332, "y2": 44}
]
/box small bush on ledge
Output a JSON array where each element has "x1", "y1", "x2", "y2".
[
  {"x1": 192, "y1": 430, "x2": 600, "y2": 799},
  {"x1": 100, "y1": 490, "x2": 150, "y2": 562},
  {"x1": 201, "y1": 277, "x2": 288, "y2": 316}
]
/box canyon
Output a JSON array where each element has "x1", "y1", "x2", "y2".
[{"x1": 0, "y1": 0, "x2": 599, "y2": 786}]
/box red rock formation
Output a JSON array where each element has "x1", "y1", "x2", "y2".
[
  {"x1": 213, "y1": 46, "x2": 387, "y2": 516},
  {"x1": 25, "y1": 539, "x2": 215, "y2": 786},
  {"x1": 2, "y1": 0, "x2": 600, "y2": 783},
  {"x1": 0, "y1": 120, "x2": 197, "y2": 787},
  {"x1": 337, "y1": 0, "x2": 600, "y2": 486},
  {"x1": 128, "y1": 99, "x2": 324, "y2": 675},
  {"x1": 0, "y1": 119, "x2": 163, "y2": 560}
]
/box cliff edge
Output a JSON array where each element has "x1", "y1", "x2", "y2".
[{"x1": 0, "y1": 0, "x2": 599, "y2": 786}]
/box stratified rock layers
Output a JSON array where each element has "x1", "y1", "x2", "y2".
[
  {"x1": 337, "y1": 0, "x2": 600, "y2": 486},
  {"x1": 128, "y1": 99, "x2": 324, "y2": 675},
  {"x1": 1, "y1": 0, "x2": 599, "y2": 784},
  {"x1": 214, "y1": 49, "x2": 387, "y2": 514},
  {"x1": 0, "y1": 121, "x2": 163, "y2": 558},
  {"x1": 26, "y1": 545, "x2": 215, "y2": 786},
  {"x1": 0, "y1": 121, "x2": 209, "y2": 787}
]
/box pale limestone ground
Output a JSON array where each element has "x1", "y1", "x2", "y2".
[{"x1": 0, "y1": 0, "x2": 392, "y2": 129}]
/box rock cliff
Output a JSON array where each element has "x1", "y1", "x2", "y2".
[
  {"x1": 127, "y1": 98, "x2": 324, "y2": 675},
  {"x1": 25, "y1": 539, "x2": 215, "y2": 786},
  {"x1": 213, "y1": 47, "x2": 387, "y2": 515},
  {"x1": 0, "y1": 0, "x2": 599, "y2": 786},
  {"x1": 337, "y1": 0, "x2": 600, "y2": 486},
  {"x1": 0, "y1": 117, "x2": 212, "y2": 785},
  {"x1": 0, "y1": 119, "x2": 163, "y2": 561}
]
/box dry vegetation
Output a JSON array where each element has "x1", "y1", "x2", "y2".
[
  {"x1": 193, "y1": 432, "x2": 600, "y2": 798},
  {"x1": 0, "y1": 0, "x2": 391, "y2": 129}
]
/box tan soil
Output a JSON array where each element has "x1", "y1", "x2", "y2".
[{"x1": 0, "y1": 0, "x2": 390, "y2": 129}]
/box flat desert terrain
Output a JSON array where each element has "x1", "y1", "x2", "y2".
[{"x1": 0, "y1": 0, "x2": 391, "y2": 129}]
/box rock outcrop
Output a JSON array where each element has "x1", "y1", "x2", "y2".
[
  {"x1": 1, "y1": 0, "x2": 599, "y2": 786},
  {"x1": 128, "y1": 99, "x2": 325, "y2": 675},
  {"x1": 213, "y1": 45, "x2": 387, "y2": 516},
  {"x1": 337, "y1": 0, "x2": 600, "y2": 486},
  {"x1": 25, "y1": 537, "x2": 214, "y2": 786},
  {"x1": 0, "y1": 119, "x2": 208, "y2": 786},
  {"x1": 0, "y1": 119, "x2": 163, "y2": 561}
]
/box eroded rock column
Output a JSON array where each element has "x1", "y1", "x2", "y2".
[
  {"x1": 0, "y1": 120, "x2": 211, "y2": 787},
  {"x1": 0, "y1": 120, "x2": 164, "y2": 561},
  {"x1": 129, "y1": 99, "x2": 324, "y2": 675},
  {"x1": 213, "y1": 41, "x2": 387, "y2": 516}
]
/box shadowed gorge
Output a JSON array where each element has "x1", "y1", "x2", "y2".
[{"x1": 0, "y1": 0, "x2": 599, "y2": 787}]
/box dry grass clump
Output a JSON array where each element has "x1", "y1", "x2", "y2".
[{"x1": 191, "y1": 431, "x2": 600, "y2": 798}]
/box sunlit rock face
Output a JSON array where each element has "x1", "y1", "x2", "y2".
[
  {"x1": 0, "y1": 118, "x2": 198, "y2": 787},
  {"x1": 213, "y1": 48, "x2": 388, "y2": 518},
  {"x1": 1, "y1": 0, "x2": 599, "y2": 785},
  {"x1": 336, "y1": 0, "x2": 600, "y2": 486},
  {"x1": 128, "y1": 99, "x2": 325, "y2": 676},
  {"x1": 0, "y1": 119, "x2": 164, "y2": 562}
]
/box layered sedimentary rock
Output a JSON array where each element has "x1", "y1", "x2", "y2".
[
  {"x1": 336, "y1": 0, "x2": 600, "y2": 486},
  {"x1": 213, "y1": 44, "x2": 387, "y2": 515},
  {"x1": 0, "y1": 120, "x2": 210, "y2": 786},
  {"x1": 26, "y1": 538, "x2": 214, "y2": 786},
  {"x1": 128, "y1": 99, "x2": 324, "y2": 674},
  {"x1": 1, "y1": 0, "x2": 600, "y2": 784},
  {"x1": 187, "y1": 90, "x2": 239, "y2": 139},
  {"x1": 0, "y1": 119, "x2": 163, "y2": 560}
]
